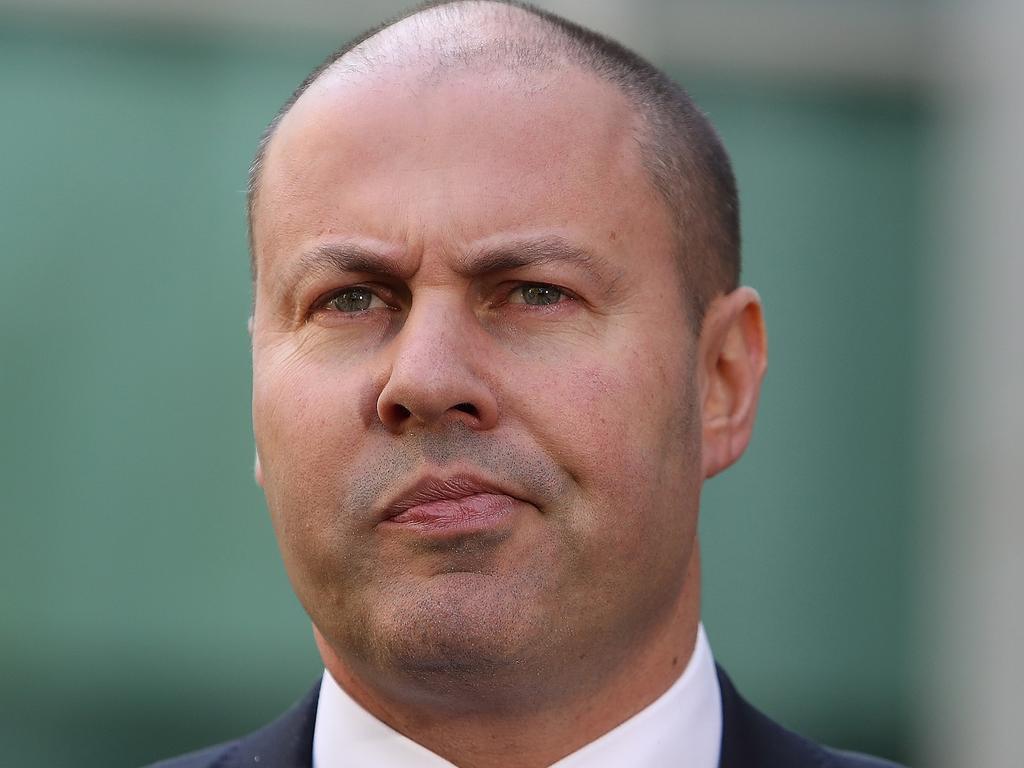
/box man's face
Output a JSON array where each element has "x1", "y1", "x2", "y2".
[{"x1": 251, "y1": 65, "x2": 705, "y2": 701}]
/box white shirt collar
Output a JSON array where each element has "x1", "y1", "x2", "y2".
[{"x1": 313, "y1": 624, "x2": 721, "y2": 768}]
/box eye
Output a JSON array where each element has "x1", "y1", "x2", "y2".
[
  {"x1": 325, "y1": 287, "x2": 386, "y2": 313},
  {"x1": 509, "y1": 283, "x2": 567, "y2": 306}
]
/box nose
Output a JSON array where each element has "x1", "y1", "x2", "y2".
[{"x1": 376, "y1": 299, "x2": 499, "y2": 433}]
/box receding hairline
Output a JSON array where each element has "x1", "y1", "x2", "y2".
[
  {"x1": 248, "y1": 1, "x2": 619, "y2": 240},
  {"x1": 247, "y1": 0, "x2": 740, "y2": 327}
]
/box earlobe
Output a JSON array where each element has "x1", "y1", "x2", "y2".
[
  {"x1": 698, "y1": 287, "x2": 768, "y2": 479},
  {"x1": 254, "y1": 450, "x2": 264, "y2": 487}
]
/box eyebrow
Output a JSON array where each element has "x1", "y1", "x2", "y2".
[
  {"x1": 274, "y1": 242, "x2": 408, "y2": 306},
  {"x1": 458, "y1": 235, "x2": 621, "y2": 286},
  {"x1": 285, "y1": 242, "x2": 408, "y2": 284},
  {"x1": 275, "y1": 234, "x2": 622, "y2": 305}
]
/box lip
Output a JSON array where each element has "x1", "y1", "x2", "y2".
[{"x1": 377, "y1": 473, "x2": 526, "y2": 535}]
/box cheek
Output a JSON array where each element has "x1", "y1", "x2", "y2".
[
  {"x1": 254, "y1": 335, "x2": 371, "y2": 450},
  {"x1": 252, "y1": 346, "x2": 370, "y2": 536},
  {"x1": 515, "y1": 345, "x2": 696, "y2": 488},
  {"x1": 530, "y1": 342, "x2": 698, "y2": 521},
  {"x1": 251, "y1": 348, "x2": 387, "y2": 623}
]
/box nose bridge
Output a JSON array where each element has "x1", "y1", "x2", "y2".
[
  {"x1": 377, "y1": 291, "x2": 497, "y2": 430},
  {"x1": 396, "y1": 292, "x2": 466, "y2": 373}
]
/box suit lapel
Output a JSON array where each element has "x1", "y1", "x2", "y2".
[
  {"x1": 219, "y1": 668, "x2": 826, "y2": 768},
  {"x1": 717, "y1": 665, "x2": 762, "y2": 768},
  {"x1": 225, "y1": 680, "x2": 321, "y2": 768},
  {"x1": 716, "y1": 665, "x2": 830, "y2": 768}
]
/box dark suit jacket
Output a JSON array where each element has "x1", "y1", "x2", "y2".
[{"x1": 148, "y1": 668, "x2": 905, "y2": 768}]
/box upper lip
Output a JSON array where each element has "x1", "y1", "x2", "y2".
[{"x1": 378, "y1": 471, "x2": 524, "y2": 521}]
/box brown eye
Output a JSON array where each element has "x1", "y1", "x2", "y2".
[
  {"x1": 514, "y1": 284, "x2": 565, "y2": 306},
  {"x1": 328, "y1": 287, "x2": 381, "y2": 312}
]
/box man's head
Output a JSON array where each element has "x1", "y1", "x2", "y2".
[
  {"x1": 248, "y1": 0, "x2": 740, "y2": 328},
  {"x1": 248, "y1": 0, "x2": 766, "y2": 744}
]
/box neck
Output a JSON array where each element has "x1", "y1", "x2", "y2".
[{"x1": 315, "y1": 550, "x2": 702, "y2": 768}]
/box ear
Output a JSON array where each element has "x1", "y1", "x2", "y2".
[
  {"x1": 254, "y1": 450, "x2": 265, "y2": 487},
  {"x1": 697, "y1": 287, "x2": 767, "y2": 479},
  {"x1": 249, "y1": 314, "x2": 263, "y2": 488}
]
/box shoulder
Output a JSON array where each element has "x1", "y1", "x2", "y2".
[
  {"x1": 142, "y1": 681, "x2": 321, "y2": 768},
  {"x1": 146, "y1": 741, "x2": 238, "y2": 768},
  {"x1": 827, "y1": 749, "x2": 907, "y2": 767},
  {"x1": 716, "y1": 666, "x2": 907, "y2": 768}
]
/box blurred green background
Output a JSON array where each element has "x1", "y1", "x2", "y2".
[{"x1": 0, "y1": 4, "x2": 933, "y2": 766}]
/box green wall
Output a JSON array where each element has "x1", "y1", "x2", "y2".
[{"x1": 0, "y1": 15, "x2": 924, "y2": 766}]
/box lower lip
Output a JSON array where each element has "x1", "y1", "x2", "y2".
[{"x1": 383, "y1": 493, "x2": 518, "y2": 535}]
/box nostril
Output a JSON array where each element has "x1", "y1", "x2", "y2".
[
  {"x1": 454, "y1": 402, "x2": 478, "y2": 417},
  {"x1": 393, "y1": 404, "x2": 411, "y2": 420}
]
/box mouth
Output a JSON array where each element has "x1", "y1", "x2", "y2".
[{"x1": 377, "y1": 473, "x2": 527, "y2": 536}]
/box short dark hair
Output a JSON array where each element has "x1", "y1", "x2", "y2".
[{"x1": 247, "y1": 0, "x2": 740, "y2": 326}]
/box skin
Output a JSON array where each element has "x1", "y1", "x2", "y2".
[{"x1": 250, "y1": 51, "x2": 767, "y2": 768}]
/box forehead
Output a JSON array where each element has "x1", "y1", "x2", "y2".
[{"x1": 253, "y1": 61, "x2": 675, "y2": 279}]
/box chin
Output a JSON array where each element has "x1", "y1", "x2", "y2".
[{"x1": 335, "y1": 572, "x2": 559, "y2": 707}]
